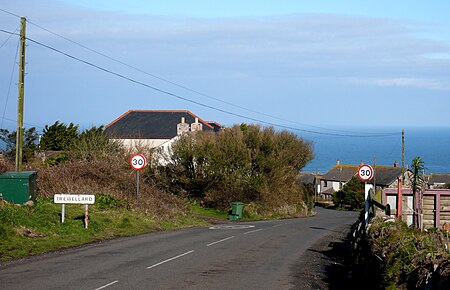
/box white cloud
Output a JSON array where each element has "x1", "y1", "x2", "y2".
[{"x1": 347, "y1": 77, "x2": 450, "y2": 91}]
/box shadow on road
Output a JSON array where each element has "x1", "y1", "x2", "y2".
[{"x1": 291, "y1": 228, "x2": 356, "y2": 290}]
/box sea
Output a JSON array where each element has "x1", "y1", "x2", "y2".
[{"x1": 299, "y1": 127, "x2": 450, "y2": 174}]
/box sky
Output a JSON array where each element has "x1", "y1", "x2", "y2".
[{"x1": 0, "y1": 0, "x2": 449, "y2": 134}]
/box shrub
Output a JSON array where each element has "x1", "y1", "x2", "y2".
[
  {"x1": 153, "y1": 124, "x2": 313, "y2": 215},
  {"x1": 333, "y1": 176, "x2": 364, "y2": 209}
]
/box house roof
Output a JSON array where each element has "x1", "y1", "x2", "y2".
[
  {"x1": 368, "y1": 166, "x2": 404, "y2": 186},
  {"x1": 321, "y1": 164, "x2": 406, "y2": 186},
  {"x1": 321, "y1": 165, "x2": 359, "y2": 182},
  {"x1": 207, "y1": 121, "x2": 222, "y2": 132},
  {"x1": 105, "y1": 110, "x2": 215, "y2": 139},
  {"x1": 296, "y1": 172, "x2": 318, "y2": 185},
  {"x1": 429, "y1": 174, "x2": 450, "y2": 184}
]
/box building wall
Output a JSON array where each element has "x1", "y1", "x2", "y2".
[{"x1": 112, "y1": 138, "x2": 171, "y2": 150}]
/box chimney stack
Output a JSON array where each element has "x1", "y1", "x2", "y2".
[
  {"x1": 177, "y1": 117, "x2": 189, "y2": 135},
  {"x1": 190, "y1": 117, "x2": 203, "y2": 132}
]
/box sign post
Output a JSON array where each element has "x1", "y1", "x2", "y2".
[
  {"x1": 357, "y1": 164, "x2": 374, "y2": 231},
  {"x1": 130, "y1": 154, "x2": 147, "y2": 205},
  {"x1": 54, "y1": 194, "x2": 95, "y2": 228}
]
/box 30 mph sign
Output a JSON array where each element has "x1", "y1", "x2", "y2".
[
  {"x1": 358, "y1": 164, "x2": 374, "y2": 182},
  {"x1": 130, "y1": 154, "x2": 147, "y2": 170}
]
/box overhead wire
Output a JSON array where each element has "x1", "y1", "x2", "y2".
[
  {"x1": 25, "y1": 35, "x2": 399, "y2": 138},
  {"x1": 0, "y1": 9, "x2": 400, "y2": 137},
  {"x1": 6, "y1": 12, "x2": 389, "y2": 136},
  {"x1": 1, "y1": 36, "x2": 20, "y2": 130}
]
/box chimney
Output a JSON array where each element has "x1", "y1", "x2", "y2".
[
  {"x1": 177, "y1": 117, "x2": 189, "y2": 135},
  {"x1": 190, "y1": 117, "x2": 203, "y2": 132},
  {"x1": 394, "y1": 160, "x2": 398, "y2": 167}
]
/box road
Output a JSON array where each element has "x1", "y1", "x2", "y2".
[{"x1": 0, "y1": 208, "x2": 358, "y2": 290}]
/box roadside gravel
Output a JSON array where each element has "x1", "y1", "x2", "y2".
[{"x1": 291, "y1": 223, "x2": 355, "y2": 290}]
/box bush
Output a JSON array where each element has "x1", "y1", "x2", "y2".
[
  {"x1": 37, "y1": 159, "x2": 188, "y2": 219},
  {"x1": 154, "y1": 124, "x2": 313, "y2": 215},
  {"x1": 333, "y1": 176, "x2": 364, "y2": 209},
  {"x1": 354, "y1": 217, "x2": 450, "y2": 289}
]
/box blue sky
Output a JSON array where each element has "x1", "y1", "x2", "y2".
[{"x1": 0, "y1": 0, "x2": 449, "y2": 133}]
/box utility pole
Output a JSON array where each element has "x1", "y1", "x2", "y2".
[
  {"x1": 401, "y1": 129, "x2": 405, "y2": 182},
  {"x1": 15, "y1": 16, "x2": 26, "y2": 172}
]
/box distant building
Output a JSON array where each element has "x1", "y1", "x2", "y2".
[
  {"x1": 428, "y1": 174, "x2": 450, "y2": 189},
  {"x1": 105, "y1": 110, "x2": 221, "y2": 151},
  {"x1": 319, "y1": 160, "x2": 412, "y2": 200}
]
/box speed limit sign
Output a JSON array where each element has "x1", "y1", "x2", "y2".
[
  {"x1": 130, "y1": 154, "x2": 147, "y2": 170},
  {"x1": 358, "y1": 164, "x2": 374, "y2": 182}
]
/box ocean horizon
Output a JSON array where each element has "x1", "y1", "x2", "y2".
[{"x1": 299, "y1": 127, "x2": 450, "y2": 174}]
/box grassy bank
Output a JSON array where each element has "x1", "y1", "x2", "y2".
[
  {"x1": 353, "y1": 217, "x2": 450, "y2": 289},
  {"x1": 0, "y1": 198, "x2": 207, "y2": 262}
]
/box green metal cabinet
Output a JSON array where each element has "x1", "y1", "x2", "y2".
[
  {"x1": 229, "y1": 202, "x2": 244, "y2": 220},
  {"x1": 0, "y1": 171, "x2": 37, "y2": 204}
]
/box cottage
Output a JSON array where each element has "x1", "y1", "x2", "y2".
[
  {"x1": 319, "y1": 163, "x2": 359, "y2": 200},
  {"x1": 105, "y1": 110, "x2": 221, "y2": 151},
  {"x1": 319, "y1": 161, "x2": 411, "y2": 200},
  {"x1": 428, "y1": 173, "x2": 450, "y2": 189}
]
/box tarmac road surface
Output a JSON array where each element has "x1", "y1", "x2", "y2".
[{"x1": 0, "y1": 207, "x2": 358, "y2": 290}]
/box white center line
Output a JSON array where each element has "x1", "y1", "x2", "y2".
[
  {"x1": 206, "y1": 236, "x2": 235, "y2": 247},
  {"x1": 243, "y1": 228, "x2": 263, "y2": 235},
  {"x1": 146, "y1": 250, "x2": 195, "y2": 269},
  {"x1": 94, "y1": 280, "x2": 118, "y2": 290}
]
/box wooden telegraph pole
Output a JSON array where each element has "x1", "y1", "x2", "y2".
[{"x1": 15, "y1": 17, "x2": 26, "y2": 172}]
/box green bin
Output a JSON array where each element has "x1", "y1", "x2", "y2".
[
  {"x1": 230, "y1": 202, "x2": 244, "y2": 219},
  {"x1": 0, "y1": 171, "x2": 37, "y2": 204}
]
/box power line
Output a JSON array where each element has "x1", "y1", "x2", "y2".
[
  {"x1": 0, "y1": 8, "x2": 21, "y2": 19},
  {"x1": 0, "y1": 116, "x2": 44, "y2": 130},
  {"x1": 5, "y1": 12, "x2": 386, "y2": 135},
  {"x1": 26, "y1": 36, "x2": 399, "y2": 138},
  {"x1": 0, "y1": 10, "x2": 398, "y2": 135},
  {"x1": 1, "y1": 37, "x2": 20, "y2": 129},
  {"x1": 0, "y1": 25, "x2": 19, "y2": 50}
]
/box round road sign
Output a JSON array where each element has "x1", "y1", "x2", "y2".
[
  {"x1": 130, "y1": 154, "x2": 147, "y2": 170},
  {"x1": 358, "y1": 164, "x2": 374, "y2": 182}
]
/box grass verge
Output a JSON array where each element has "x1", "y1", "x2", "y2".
[{"x1": 0, "y1": 198, "x2": 207, "y2": 262}]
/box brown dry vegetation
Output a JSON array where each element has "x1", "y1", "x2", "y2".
[
  {"x1": 37, "y1": 159, "x2": 188, "y2": 219},
  {"x1": 353, "y1": 217, "x2": 450, "y2": 289}
]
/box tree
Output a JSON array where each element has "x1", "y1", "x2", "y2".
[
  {"x1": 40, "y1": 121, "x2": 79, "y2": 151},
  {"x1": 411, "y1": 156, "x2": 424, "y2": 229},
  {"x1": 332, "y1": 176, "x2": 365, "y2": 209},
  {"x1": 67, "y1": 126, "x2": 123, "y2": 162},
  {"x1": 154, "y1": 125, "x2": 313, "y2": 215},
  {"x1": 0, "y1": 127, "x2": 39, "y2": 162}
]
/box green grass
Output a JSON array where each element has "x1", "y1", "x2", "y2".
[
  {"x1": 0, "y1": 198, "x2": 207, "y2": 262},
  {"x1": 190, "y1": 202, "x2": 229, "y2": 219}
]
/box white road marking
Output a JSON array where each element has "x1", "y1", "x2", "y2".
[
  {"x1": 94, "y1": 280, "x2": 118, "y2": 290},
  {"x1": 146, "y1": 250, "x2": 195, "y2": 269},
  {"x1": 243, "y1": 228, "x2": 263, "y2": 235},
  {"x1": 206, "y1": 236, "x2": 235, "y2": 247},
  {"x1": 209, "y1": 225, "x2": 255, "y2": 230}
]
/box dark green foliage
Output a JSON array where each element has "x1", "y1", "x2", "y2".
[
  {"x1": 67, "y1": 126, "x2": 123, "y2": 162},
  {"x1": 95, "y1": 193, "x2": 128, "y2": 209},
  {"x1": 332, "y1": 176, "x2": 364, "y2": 209},
  {"x1": 40, "y1": 121, "x2": 79, "y2": 151},
  {"x1": 0, "y1": 127, "x2": 39, "y2": 162},
  {"x1": 43, "y1": 153, "x2": 68, "y2": 167},
  {"x1": 411, "y1": 156, "x2": 425, "y2": 196},
  {"x1": 154, "y1": 125, "x2": 313, "y2": 215},
  {"x1": 354, "y1": 217, "x2": 450, "y2": 289}
]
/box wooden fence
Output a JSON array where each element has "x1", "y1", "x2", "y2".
[{"x1": 382, "y1": 188, "x2": 450, "y2": 229}]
